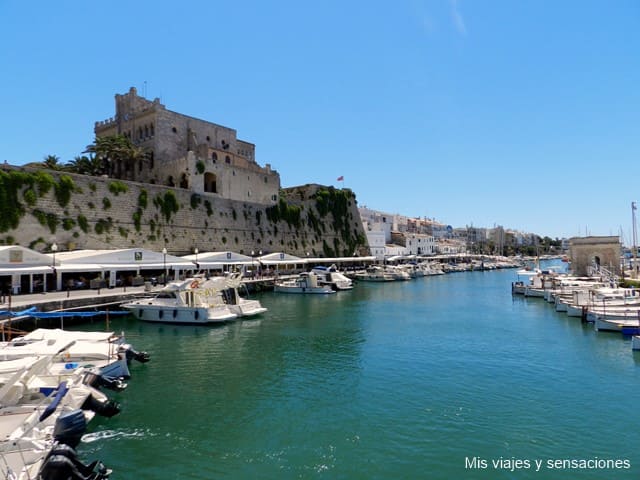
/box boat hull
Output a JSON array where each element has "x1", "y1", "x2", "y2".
[{"x1": 123, "y1": 304, "x2": 237, "y2": 324}]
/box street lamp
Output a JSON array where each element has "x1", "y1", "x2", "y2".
[
  {"x1": 162, "y1": 247, "x2": 167, "y2": 285},
  {"x1": 51, "y1": 243, "x2": 58, "y2": 291}
]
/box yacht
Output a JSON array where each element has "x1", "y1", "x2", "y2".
[
  {"x1": 354, "y1": 266, "x2": 395, "y2": 282},
  {"x1": 220, "y1": 273, "x2": 268, "y2": 317},
  {"x1": 311, "y1": 265, "x2": 354, "y2": 291},
  {"x1": 122, "y1": 277, "x2": 238, "y2": 324},
  {"x1": 274, "y1": 272, "x2": 335, "y2": 294}
]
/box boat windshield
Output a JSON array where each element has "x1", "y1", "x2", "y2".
[{"x1": 156, "y1": 292, "x2": 177, "y2": 299}]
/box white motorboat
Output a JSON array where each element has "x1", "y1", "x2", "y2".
[
  {"x1": 219, "y1": 273, "x2": 268, "y2": 317},
  {"x1": 0, "y1": 329, "x2": 138, "y2": 381},
  {"x1": 122, "y1": 276, "x2": 238, "y2": 324},
  {"x1": 311, "y1": 265, "x2": 353, "y2": 291},
  {"x1": 385, "y1": 266, "x2": 412, "y2": 281},
  {"x1": 273, "y1": 272, "x2": 335, "y2": 294},
  {"x1": 354, "y1": 266, "x2": 395, "y2": 282}
]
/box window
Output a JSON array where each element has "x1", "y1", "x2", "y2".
[
  {"x1": 225, "y1": 155, "x2": 231, "y2": 164},
  {"x1": 211, "y1": 152, "x2": 217, "y2": 163},
  {"x1": 172, "y1": 127, "x2": 177, "y2": 133}
]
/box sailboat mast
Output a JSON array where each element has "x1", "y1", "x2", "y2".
[{"x1": 632, "y1": 202, "x2": 638, "y2": 278}]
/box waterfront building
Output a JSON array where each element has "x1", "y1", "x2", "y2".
[
  {"x1": 391, "y1": 232, "x2": 435, "y2": 256},
  {"x1": 94, "y1": 87, "x2": 280, "y2": 205},
  {"x1": 436, "y1": 239, "x2": 467, "y2": 254},
  {"x1": 359, "y1": 206, "x2": 396, "y2": 243},
  {"x1": 364, "y1": 228, "x2": 386, "y2": 260},
  {"x1": 569, "y1": 236, "x2": 621, "y2": 276},
  {"x1": 384, "y1": 244, "x2": 408, "y2": 258}
]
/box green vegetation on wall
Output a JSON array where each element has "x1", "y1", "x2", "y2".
[
  {"x1": 190, "y1": 193, "x2": 201, "y2": 209},
  {"x1": 77, "y1": 214, "x2": 88, "y2": 233},
  {"x1": 154, "y1": 191, "x2": 180, "y2": 222},
  {"x1": 266, "y1": 198, "x2": 301, "y2": 228},
  {"x1": 54, "y1": 175, "x2": 76, "y2": 207},
  {"x1": 138, "y1": 189, "x2": 148, "y2": 208},
  {"x1": 32, "y1": 209, "x2": 59, "y2": 234},
  {"x1": 108, "y1": 181, "x2": 128, "y2": 195}
]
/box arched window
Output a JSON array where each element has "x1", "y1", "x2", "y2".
[
  {"x1": 144, "y1": 125, "x2": 149, "y2": 138},
  {"x1": 204, "y1": 172, "x2": 217, "y2": 193},
  {"x1": 211, "y1": 152, "x2": 218, "y2": 163},
  {"x1": 180, "y1": 173, "x2": 189, "y2": 189},
  {"x1": 225, "y1": 155, "x2": 231, "y2": 164},
  {"x1": 150, "y1": 124, "x2": 154, "y2": 136}
]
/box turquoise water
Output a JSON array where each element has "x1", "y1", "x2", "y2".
[{"x1": 77, "y1": 267, "x2": 640, "y2": 479}]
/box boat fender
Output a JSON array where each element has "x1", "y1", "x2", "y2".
[
  {"x1": 194, "y1": 310, "x2": 199, "y2": 320},
  {"x1": 173, "y1": 309, "x2": 178, "y2": 318},
  {"x1": 139, "y1": 309, "x2": 143, "y2": 318},
  {"x1": 81, "y1": 394, "x2": 121, "y2": 418},
  {"x1": 159, "y1": 310, "x2": 164, "y2": 319}
]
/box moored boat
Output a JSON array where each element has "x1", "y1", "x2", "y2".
[
  {"x1": 311, "y1": 265, "x2": 354, "y2": 291},
  {"x1": 122, "y1": 277, "x2": 238, "y2": 324},
  {"x1": 274, "y1": 272, "x2": 335, "y2": 294}
]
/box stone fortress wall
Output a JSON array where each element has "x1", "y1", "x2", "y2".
[{"x1": 0, "y1": 166, "x2": 366, "y2": 257}]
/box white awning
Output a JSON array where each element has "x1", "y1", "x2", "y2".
[{"x1": 0, "y1": 266, "x2": 52, "y2": 275}]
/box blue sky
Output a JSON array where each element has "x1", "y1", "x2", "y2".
[{"x1": 1, "y1": 0, "x2": 638, "y2": 242}]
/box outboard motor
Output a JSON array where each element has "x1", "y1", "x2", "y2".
[
  {"x1": 38, "y1": 410, "x2": 112, "y2": 479},
  {"x1": 83, "y1": 371, "x2": 128, "y2": 392},
  {"x1": 81, "y1": 394, "x2": 120, "y2": 418},
  {"x1": 122, "y1": 345, "x2": 151, "y2": 364}
]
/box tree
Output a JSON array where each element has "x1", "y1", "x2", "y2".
[
  {"x1": 65, "y1": 155, "x2": 103, "y2": 176},
  {"x1": 42, "y1": 155, "x2": 62, "y2": 170},
  {"x1": 84, "y1": 134, "x2": 148, "y2": 178}
]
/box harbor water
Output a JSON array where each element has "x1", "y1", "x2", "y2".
[{"x1": 77, "y1": 266, "x2": 639, "y2": 479}]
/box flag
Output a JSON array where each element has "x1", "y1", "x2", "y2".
[{"x1": 337, "y1": 176, "x2": 344, "y2": 181}]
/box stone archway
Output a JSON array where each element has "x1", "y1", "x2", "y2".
[{"x1": 204, "y1": 172, "x2": 217, "y2": 193}]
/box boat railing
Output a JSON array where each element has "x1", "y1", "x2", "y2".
[{"x1": 588, "y1": 264, "x2": 619, "y2": 286}]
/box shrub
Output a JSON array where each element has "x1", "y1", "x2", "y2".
[{"x1": 108, "y1": 181, "x2": 128, "y2": 195}]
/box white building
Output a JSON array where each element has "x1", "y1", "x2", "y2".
[{"x1": 365, "y1": 229, "x2": 386, "y2": 260}]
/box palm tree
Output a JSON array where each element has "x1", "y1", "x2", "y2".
[
  {"x1": 42, "y1": 155, "x2": 62, "y2": 170},
  {"x1": 84, "y1": 135, "x2": 149, "y2": 179},
  {"x1": 65, "y1": 155, "x2": 103, "y2": 176}
]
